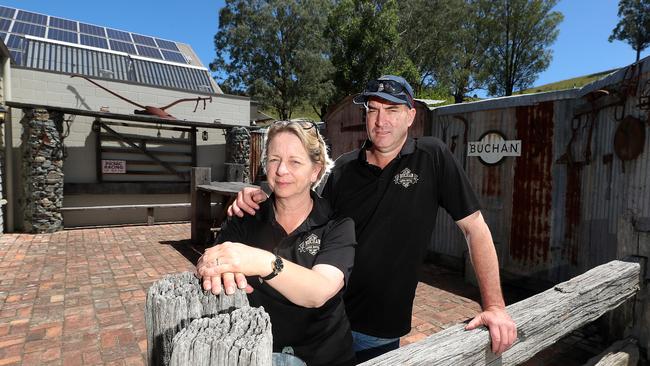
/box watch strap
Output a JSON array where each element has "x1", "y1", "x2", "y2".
[{"x1": 261, "y1": 254, "x2": 283, "y2": 281}]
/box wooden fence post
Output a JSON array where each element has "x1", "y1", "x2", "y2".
[
  {"x1": 145, "y1": 272, "x2": 250, "y2": 366},
  {"x1": 191, "y1": 167, "x2": 212, "y2": 246},
  {"x1": 170, "y1": 307, "x2": 272, "y2": 366}
]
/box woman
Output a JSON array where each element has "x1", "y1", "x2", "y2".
[{"x1": 197, "y1": 121, "x2": 356, "y2": 366}]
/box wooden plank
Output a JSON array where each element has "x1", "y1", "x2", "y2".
[
  {"x1": 147, "y1": 207, "x2": 155, "y2": 225},
  {"x1": 102, "y1": 120, "x2": 193, "y2": 133},
  {"x1": 64, "y1": 182, "x2": 189, "y2": 195},
  {"x1": 360, "y1": 260, "x2": 641, "y2": 366},
  {"x1": 191, "y1": 168, "x2": 212, "y2": 246},
  {"x1": 121, "y1": 170, "x2": 188, "y2": 176},
  {"x1": 197, "y1": 182, "x2": 257, "y2": 195},
  {"x1": 101, "y1": 147, "x2": 193, "y2": 156},
  {"x1": 190, "y1": 127, "x2": 197, "y2": 168},
  {"x1": 100, "y1": 123, "x2": 186, "y2": 179},
  {"x1": 121, "y1": 159, "x2": 191, "y2": 166},
  {"x1": 100, "y1": 132, "x2": 192, "y2": 145},
  {"x1": 95, "y1": 119, "x2": 103, "y2": 182},
  {"x1": 61, "y1": 203, "x2": 192, "y2": 211},
  {"x1": 582, "y1": 338, "x2": 639, "y2": 366}
]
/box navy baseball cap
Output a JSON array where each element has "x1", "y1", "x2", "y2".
[{"x1": 353, "y1": 75, "x2": 415, "y2": 108}]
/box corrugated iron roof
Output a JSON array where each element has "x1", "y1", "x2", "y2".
[{"x1": 432, "y1": 53, "x2": 650, "y2": 116}]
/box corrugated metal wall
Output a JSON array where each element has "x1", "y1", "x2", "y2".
[
  {"x1": 430, "y1": 62, "x2": 650, "y2": 284},
  {"x1": 19, "y1": 38, "x2": 215, "y2": 93}
]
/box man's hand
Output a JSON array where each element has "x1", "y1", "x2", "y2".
[
  {"x1": 227, "y1": 187, "x2": 268, "y2": 217},
  {"x1": 465, "y1": 306, "x2": 517, "y2": 355}
]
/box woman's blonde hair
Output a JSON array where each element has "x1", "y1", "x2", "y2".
[{"x1": 263, "y1": 120, "x2": 333, "y2": 188}]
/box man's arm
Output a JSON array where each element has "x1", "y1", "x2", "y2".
[{"x1": 456, "y1": 210, "x2": 517, "y2": 355}]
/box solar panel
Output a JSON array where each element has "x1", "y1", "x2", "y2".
[
  {"x1": 11, "y1": 21, "x2": 46, "y2": 37},
  {"x1": 80, "y1": 34, "x2": 108, "y2": 49},
  {"x1": 132, "y1": 34, "x2": 156, "y2": 47},
  {"x1": 136, "y1": 45, "x2": 162, "y2": 59},
  {"x1": 0, "y1": 6, "x2": 16, "y2": 19},
  {"x1": 79, "y1": 22, "x2": 105, "y2": 37},
  {"x1": 6, "y1": 34, "x2": 23, "y2": 49},
  {"x1": 48, "y1": 28, "x2": 77, "y2": 43},
  {"x1": 106, "y1": 28, "x2": 131, "y2": 42},
  {"x1": 110, "y1": 39, "x2": 136, "y2": 54},
  {"x1": 49, "y1": 17, "x2": 77, "y2": 31},
  {"x1": 10, "y1": 49, "x2": 21, "y2": 64},
  {"x1": 155, "y1": 38, "x2": 179, "y2": 51},
  {"x1": 0, "y1": 18, "x2": 11, "y2": 31},
  {"x1": 161, "y1": 50, "x2": 186, "y2": 63},
  {"x1": 16, "y1": 10, "x2": 47, "y2": 25},
  {"x1": 0, "y1": 32, "x2": 6, "y2": 43}
]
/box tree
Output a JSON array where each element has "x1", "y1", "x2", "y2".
[
  {"x1": 212, "y1": 0, "x2": 334, "y2": 120},
  {"x1": 326, "y1": 0, "x2": 418, "y2": 105},
  {"x1": 609, "y1": 0, "x2": 650, "y2": 62},
  {"x1": 482, "y1": 0, "x2": 563, "y2": 96},
  {"x1": 397, "y1": 0, "x2": 462, "y2": 95}
]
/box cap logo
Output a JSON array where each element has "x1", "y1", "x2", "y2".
[{"x1": 377, "y1": 83, "x2": 384, "y2": 92}]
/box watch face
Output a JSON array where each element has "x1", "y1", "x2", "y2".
[{"x1": 274, "y1": 256, "x2": 284, "y2": 272}]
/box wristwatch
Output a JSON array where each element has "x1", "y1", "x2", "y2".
[{"x1": 261, "y1": 254, "x2": 284, "y2": 281}]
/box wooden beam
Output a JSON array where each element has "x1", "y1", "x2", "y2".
[
  {"x1": 360, "y1": 259, "x2": 641, "y2": 366},
  {"x1": 191, "y1": 167, "x2": 212, "y2": 247},
  {"x1": 99, "y1": 132, "x2": 192, "y2": 145},
  {"x1": 6, "y1": 100, "x2": 257, "y2": 130},
  {"x1": 582, "y1": 338, "x2": 639, "y2": 366},
  {"x1": 100, "y1": 147, "x2": 192, "y2": 156}
]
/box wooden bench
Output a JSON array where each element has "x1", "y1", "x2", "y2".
[{"x1": 61, "y1": 202, "x2": 216, "y2": 226}]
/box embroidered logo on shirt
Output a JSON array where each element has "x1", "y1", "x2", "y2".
[
  {"x1": 393, "y1": 167, "x2": 419, "y2": 188},
  {"x1": 297, "y1": 233, "x2": 321, "y2": 255}
]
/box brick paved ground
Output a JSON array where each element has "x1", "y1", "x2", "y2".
[{"x1": 0, "y1": 223, "x2": 608, "y2": 365}]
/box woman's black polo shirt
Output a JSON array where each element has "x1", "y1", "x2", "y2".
[
  {"x1": 322, "y1": 137, "x2": 480, "y2": 339},
  {"x1": 215, "y1": 191, "x2": 356, "y2": 366}
]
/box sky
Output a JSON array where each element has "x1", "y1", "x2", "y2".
[{"x1": 1, "y1": 0, "x2": 648, "y2": 93}]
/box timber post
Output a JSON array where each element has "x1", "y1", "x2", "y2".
[
  {"x1": 191, "y1": 167, "x2": 212, "y2": 247},
  {"x1": 145, "y1": 272, "x2": 250, "y2": 366}
]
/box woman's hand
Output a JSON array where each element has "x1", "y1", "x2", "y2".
[{"x1": 197, "y1": 242, "x2": 275, "y2": 291}]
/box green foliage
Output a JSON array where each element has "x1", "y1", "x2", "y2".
[
  {"x1": 516, "y1": 69, "x2": 617, "y2": 95},
  {"x1": 483, "y1": 0, "x2": 564, "y2": 96},
  {"x1": 325, "y1": 0, "x2": 418, "y2": 103},
  {"x1": 211, "y1": 0, "x2": 334, "y2": 120},
  {"x1": 609, "y1": 0, "x2": 650, "y2": 62}
]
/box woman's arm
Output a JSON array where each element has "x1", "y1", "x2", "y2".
[{"x1": 198, "y1": 242, "x2": 344, "y2": 308}]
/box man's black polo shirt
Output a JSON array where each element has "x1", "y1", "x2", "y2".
[
  {"x1": 216, "y1": 192, "x2": 356, "y2": 366},
  {"x1": 322, "y1": 137, "x2": 480, "y2": 338}
]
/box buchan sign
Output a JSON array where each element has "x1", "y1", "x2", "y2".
[
  {"x1": 102, "y1": 159, "x2": 126, "y2": 174},
  {"x1": 468, "y1": 131, "x2": 521, "y2": 165}
]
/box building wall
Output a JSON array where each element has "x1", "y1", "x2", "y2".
[
  {"x1": 430, "y1": 64, "x2": 650, "y2": 289},
  {"x1": 7, "y1": 68, "x2": 250, "y2": 228}
]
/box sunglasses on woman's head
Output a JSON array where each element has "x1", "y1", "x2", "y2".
[{"x1": 273, "y1": 120, "x2": 320, "y2": 137}]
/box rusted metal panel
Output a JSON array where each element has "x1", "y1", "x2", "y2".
[
  {"x1": 509, "y1": 102, "x2": 554, "y2": 267},
  {"x1": 428, "y1": 63, "x2": 650, "y2": 285}
]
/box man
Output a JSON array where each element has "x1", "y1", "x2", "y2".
[{"x1": 220, "y1": 75, "x2": 516, "y2": 362}]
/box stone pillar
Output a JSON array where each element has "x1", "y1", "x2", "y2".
[
  {"x1": 20, "y1": 108, "x2": 64, "y2": 233},
  {"x1": 225, "y1": 127, "x2": 251, "y2": 183}
]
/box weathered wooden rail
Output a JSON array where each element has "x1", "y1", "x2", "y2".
[{"x1": 360, "y1": 259, "x2": 642, "y2": 366}]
